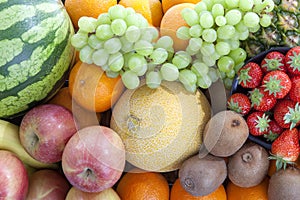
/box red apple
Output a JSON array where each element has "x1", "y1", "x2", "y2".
[
  {"x1": 62, "y1": 125, "x2": 125, "y2": 193},
  {"x1": 19, "y1": 104, "x2": 78, "y2": 163},
  {"x1": 65, "y1": 187, "x2": 120, "y2": 200},
  {"x1": 0, "y1": 150, "x2": 29, "y2": 199},
  {"x1": 26, "y1": 169, "x2": 71, "y2": 200}
]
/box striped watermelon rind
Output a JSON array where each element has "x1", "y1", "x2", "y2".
[{"x1": 0, "y1": 0, "x2": 75, "y2": 119}]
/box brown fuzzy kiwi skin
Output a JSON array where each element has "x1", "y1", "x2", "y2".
[
  {"x1": 203, "y1": 110, "x2": 249, "y2": 157},
  {"x1": 178, "y1": 154, "x2": 227, "y2": 197},
  {"x1": 268, "y1": 167, "x2": 300, "y2": 200},
  {"x1": 227, "y1": 142, "x2": 270, "y2": 188}
]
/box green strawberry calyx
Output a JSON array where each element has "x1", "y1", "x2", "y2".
[
  {"x1": 263, "y1": 76, "x2": 283, "y2": 96},
  {"x1": 249, "y1": 88, "x2": 263, "y2": 107},
  {"x1": 283, "y1": 102, "x2": 300, "y2": 129},
  {"x1": 263, "y1": 58, "x2": 284, "y2": 71},
  {"x1": 287, "y1": 51, "x2": 300, "y2": 72},
  {"x1": 254, "y1": 113, "x2": 270, "y2": 133},
  {"x1": 263, "y1": 131, "x2": 279, "y2": 142},
  {"x1": 268, "y1": 153, "x2": 295, "y2": 171},
  {"x1": 238, "y1": 67, "x2": 252, "y2": 85},
  {"x1": 227, "y1": 99, "x2": 243, "y2": 114}
]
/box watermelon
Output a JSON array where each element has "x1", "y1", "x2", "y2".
[{"x1": 0, "y1": 0, "x2": 75, "y2": 119}]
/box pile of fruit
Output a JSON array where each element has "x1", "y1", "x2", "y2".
[{"x1": 1, "y1": 0, "x2": 300, "y2": 199}]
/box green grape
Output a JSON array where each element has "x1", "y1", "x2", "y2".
[
  {"x1": 179, "y1": 69, "x2": 197, "y2": 86},
  {"x1": 194, "y1": 2, "x2": 208, "y2": 13},
  {"x1": 191, "y1": 62, "x2": 209, "y2": 77},
  {"x1": 238, "y1": 29, "x2": 249, "y2": 40},
  {"x1": 97, "y1": 13, "x2": 111, "y2": 25},
  {"x1": 197, "y1": 74, "x2": 212, "y2": 89},
  {"x1": 119, "y1": 36, "x2": 133, "y2": 53},
  {"x1": 226, "y1": 68, "x2": 236, "y2": 79},
  {"x1": 219, "y1": 70, "x2": 226, "y2": 79},
  {"x1": 88, "y1": 35, "x2": 104, "y2": 49},
  {"x1": 211, "y1": 4, "x2": 224, "y2": 17},
  {"x1": 166, "y1": 47, "x2": 175, "y2": 61},
  {"x1": 234, "y1": 62, "x2": 244, "y2": 72},
  {"x1": 183, "y1": 83, "x2": 197, "y2": 93},
  {"x1": 235, "y1": 21, "x2": 248, "y2": 32},
  {"x1": 207, "y1": 67, "x2": 220, "y2": 82},
  {"x1": 186, "y1": 46, "x2": 199, "y2": 56},
  {"x1": 217, "y1": 56, "x2": 235, "y2": 72},
  {"x1": 217, "y1": 25, "x2": 236, "y2": 40},
  {"x1": 228, "y1": 47, "x2": 247, "y2": 64},
  {"x1": 202, "y1": 28, "x2": 217, "y2": 43},
  {"x1": 78, "y1": 16, "x2": 98, "y2": 33},
  {"x1": 103, "y1": 37, "x2": 122, "y2": 54},
  {"x1": 92, "y1": 49, "x2": 109, "y2": 66},
  {"x1": 111, "y1": 19, "x2": 127, "y2": 36},
  {"x1": 146, "y1": 71, "x2": 162, "y2": 89},
  {"x1": 225, "y1": 0, "x2": 239, "y2": 8},
  {"x1": 189, "y1": 25, "x2": 203, "y2": 38},
  {"x1": 101, "y1": 64, "x2": 109, "y2": 71},
  {"x1": 108, "y1": 4, "x2": 127, "y2": 20},
  {"x1": 188, "y1": 37, "x2": 203, "y2": 52},
  {"x1": 147, "y1": 63, "x2": 157, "y2": 72},
  {"x1": 199, "y1": 11, "x2": 214, "y2": 28},
  {"x1": 121, "y1": 70, "x2": 140, "y2": 89},
  {"x1": 212, "y1": 52, "x2": 221, "y2": 60},
  {"x1": 127, "y1": 53, "x2": 147, "y2": 74},
  {"x1": 125, "y1": 26, "x2": 141, "y2": 43},
  {"x1": 150, "y1": 48, "x2": 168, "y2": 64},
  {"x1": 248, "y1": 24, "x2": 260, "y2": 33},
  {"x1": 239, "y1": 0, "x2": 254, "y2": 11},
  {"x1": 125, "y1": 7, "x2": 135, "y2": 15},
  {"x1": 200, "y1": 42, "x2": 215, "y2": 56},
  {"x1": 223, "y1": 77, "x2": 233, "y2": 89},
  {"x1": 96, "y1": 24, "x2": 114, "y2": 40},
  {"x1": 215, "y1": 16, "x2": 227, "y2": 26},
  {"x1": 79, "y1": 45, "x2": 94, "y2": 64},
  {"x1": 227, "y1": 39, "x2": 240, "y2": 50},
  {"x1": 203, "y1": 55, "x2": 217, "y2": 67},
  {"x1": 243, "y1": 12, "x2": 260, "y2": 28},
  {"x1": 259, "y1": 14, "x2": 272, "y2": 27},
  {"x1": 123, "y1": 51, "x2": 135, "y2": 69},
  {"x1": 134, "y1": 40, "x2": 154, "y2": 56},
  {"x1": 155, "y1": 36, "x2": 174, "y2": 49},
  {"x1": 71, "y1": 32, "x2": 88, "y2": 49},
  {"x1": 225, "y1": 9, "x2": 242, "y2": 25},
  {"x1": 160, "y1": 63, "x2": 179, "y2": 81},
  {"x1": 105, "y1": 69, "x2": 120, "y2": 78},
  {"x1": 140, "y1": 27, "x2": 158, "y2": 42},
  {"x1": 215, "y1": 41, "x2": 231, "y2": 56},
  {"x1": 176, "y1": 26, "x2": 191, "y2": 40},
  {"x1": 108, "y1": 52, "x2": 124, "y2": 72},
  {"x1": 213, "y1": 0, "x2": 226, "y2": 5},
  {"x1": 181, "y1": 8, "x2": 199, "y2": 26},
  {"x1": 172, "y1": 51, "x2": 192, "y2": 69},
  {"x1": 202, "y1": 0, "x2": 213, "y2": 10},
  {"x1": 125, "y1": 13, "x2": 140, "y2": 27},
  {"x1": 136, "y1": 13, "x2": 149, "y2": 28},
  {"x1": 262, "y1": 0, "x2": 275, "y2": 12},
  {"x1": 147, "y1": 27, "x2": 159, "y2": 41}
]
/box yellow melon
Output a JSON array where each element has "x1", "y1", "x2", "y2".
[{"x1": 110, "y1": 80, "x2": 211, "y2": 172}]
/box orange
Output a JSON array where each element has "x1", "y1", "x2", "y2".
[
  {"x1": 160, "y1": 3, "x2": 195, "y2": 51},
  {"x1": 119, "y1": 0, "x2": 163, "y2": 27},
  {"x1": 68, "y1": 61, "x2": 125, "y2": 113},
  {"x1": 64, "y1": 0, "x2": 117, "y2": 29},
  {"x1": 162, "y1": 0, "x2": 201, "y2": 13},
  {"x1": 226, "y1": 177, "x2": 269, "y2": 200},
  {"x1": 48, "y1": 87, "x2": 101, "y2": 129},
  {"x1": 116, "y1": 170, "x2": 170, "y2": 200},
  {"x1": 170, "y1": 178, "x2": 227, "y2": 200}
]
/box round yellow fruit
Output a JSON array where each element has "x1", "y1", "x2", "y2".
[{"x1": 110, "y1": 80, "x2": 211, "y2": 172}]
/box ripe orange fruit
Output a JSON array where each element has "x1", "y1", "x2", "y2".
[
  {"x1": 162, "y1": 0, "x2": 201, "y2": 13},
  {"x1": 68, "y1": 61, "x2": 125, "y2": 113},
  {"x1": 170, "y1": 178, "x2": 227, "y2": 200},
  {"x1": 160, "y1": 3, "x2": 195, "y2": 51},
  {"x1": 119, "y1": 0, "x2": 163, "y2": 27},
  {"x1": 116, "y1": 170, "x2": 170, "y2": 200},
  {"x1": 226, "y1": 177, "x2": 269, "y2": 200},
  {"x1": 64, "y1": 0, "x2": 117, "y2": 29}
]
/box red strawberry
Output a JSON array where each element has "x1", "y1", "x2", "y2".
[
  {"x1": 289, "y1": 76, "x2": 300, "y2": 102},
  {"x1": 269, "y1": 128, "x2": 300, "y2": 170},
  {"x1": 273, "y1": 99, "x2": 300, "y2": 129},
  {"x1": 227, "y1": 93, "x2": 251, "y2": 116},
  {"x1": 247, "y1": 111, "x2": 270, "y2": 136},
  {"x1": 263, "y1": 120, "x2": 284, "y2": 142},
  {"x1": 262, "y1": 70, "x2": 291, "y2": 99},
  {"x1": 285, "y1": 46, "x2": 300, "y2": 75},
  {"x1": 238, "y1": 62, "x2": 263, "y2": 88},
  {"x1": 249, "y1": 87, "x2": 277, "y2": 112},
  {"x1": 261, "y1": 51, "x2": 286, "y2": 73}
]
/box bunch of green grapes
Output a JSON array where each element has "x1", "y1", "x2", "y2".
[{"x1": 177, "y1": 0, "x2": 275, "y2": 89}]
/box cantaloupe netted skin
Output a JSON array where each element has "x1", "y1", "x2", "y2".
[
  {"x1": 0, "y1": 0, "x2": 74, "y2": 119},
  {"x1": 110, "y1": 80, "x2": 211, "y2": 172}
]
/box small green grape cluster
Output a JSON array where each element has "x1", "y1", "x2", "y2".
[{"x1": 177, "y1": 0, "x2": 275, "y2": 89}]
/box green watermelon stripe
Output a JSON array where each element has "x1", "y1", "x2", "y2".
[{"x1": 0, "y1": 0, "x2": 63, "y2": 9}]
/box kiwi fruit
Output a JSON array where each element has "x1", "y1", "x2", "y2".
[
  {"x1": 202, "y1": 110, "x2": 249, "y2": 157},
  {"x1": 178, "y1": 154, "x2": 227, "y2": 196},
  {"x1": 268, "y1": 167, "x2": 300, "y2": 200},
  {"x1": 227, "y1": 142, "x2": 270, "y2": 188}
]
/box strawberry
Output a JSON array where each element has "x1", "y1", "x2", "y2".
[
  {"x1": 263, "y1": 120, "x2": 284, "y2": 142},
  {"x1": 238, "y1": 62, "x2": 263, "y2": 88},
  {"x1": 261, "y1": 51, "x2": 286, "y2": 73},
  {"x1": 249, "y1": 87, "x2": 277, "y2": 112},
  {"x1": 262, "y1": 70, "x2": 291, "y2": 99},
  {"x1": 285, "y1": 46, "x2": 300, "y2": 75},
  {"x1": 273, "y1": 99, "x2": 300, "y2": 129},
  {"x1": 227, "y1": 93, "x2": 251, "y2": 116},
  {"x1": 247, "y1": 111, "x2": 270, "y2": 136},
  {"x1": 269, "y1": 128, "x2": 300, "y2": 170},
  {"x1": 289, "y1": 75, "x2": 300, "y2": 102}
]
